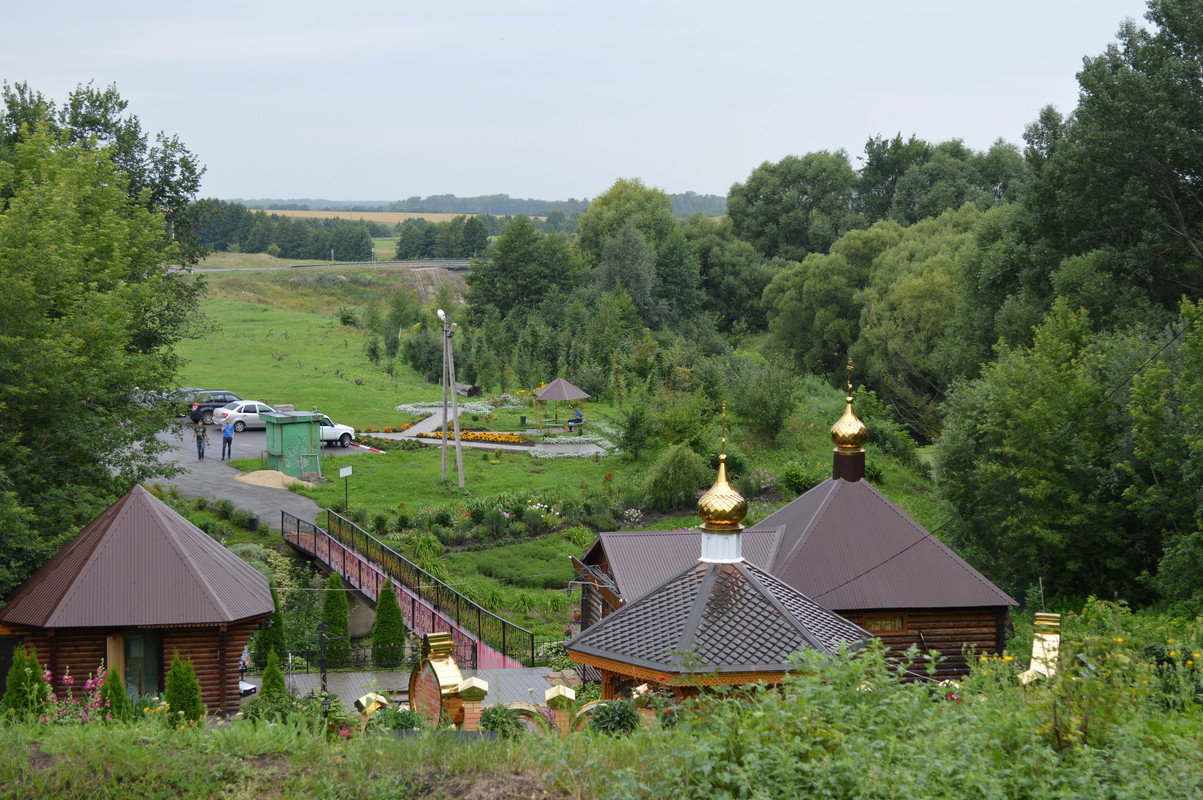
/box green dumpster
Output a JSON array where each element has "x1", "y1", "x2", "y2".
[{"x1": 261, "y1": 411, "x2": 321, "y2": 479}]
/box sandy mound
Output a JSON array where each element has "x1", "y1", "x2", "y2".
[{"x1": 236, "y1": 470, "x2": 313, "y2": 490}]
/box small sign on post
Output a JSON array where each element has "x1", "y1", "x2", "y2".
[{"x1": 340, "y1": 466, "x2": 352, "y2": 511}]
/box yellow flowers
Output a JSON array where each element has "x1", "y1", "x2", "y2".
[
  {"x1": 1003, "y1": 655, "x2": 1013, "y2": 663},
  {"x1": 1113, "y1": 637, "x2": 1123, "y2": 643}
]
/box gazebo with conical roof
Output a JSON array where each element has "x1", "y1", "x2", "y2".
[
  {"x1": 534, "y1": 377, "x2": 590, "y2": 431},
  {"x1": 0, "y1": 485, "x2": 274, "y2": 713}
]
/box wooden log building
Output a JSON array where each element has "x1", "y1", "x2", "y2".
[
  {"x1": 0, "y1": 485, "x2": 273, "y2": 714},
  {"x1": 573, "y1": 371, "x2": 1016, "y2": 682}
]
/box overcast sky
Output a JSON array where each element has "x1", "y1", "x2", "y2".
[{"x1": 2, "y1": 0, "x2": 1154, "y2": 203}]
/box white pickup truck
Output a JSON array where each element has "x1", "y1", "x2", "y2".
[{"x1": 317, "y1": 414, "x2": 356, "y2": 447}]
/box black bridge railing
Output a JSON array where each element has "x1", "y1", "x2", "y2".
[{"x1": 282, "y1": 510, "x2": 535, "y2": 668}]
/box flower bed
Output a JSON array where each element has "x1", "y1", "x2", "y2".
[
  {"x1": 354, "y1": 435, "x2": 427, "y2": 452},
  {"x1": 417, "y1": 430, "x2": 529, "y2": 445}
]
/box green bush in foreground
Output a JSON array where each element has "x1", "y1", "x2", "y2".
[
  {"x1": 1, "y1": 644, "x2": 51, "y2": 721},
  {"x1": 479, "y1": 704, "x2": 525, "y2": 740},
  {"x1": 164, "y1": 651, "x2": 204, "y2": 724},
  {"x1": 588, "y1": 699, "x2": 639, "y2": 737}
]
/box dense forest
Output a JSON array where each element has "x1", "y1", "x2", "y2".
[{"x1": 2, "y1": 0, "x2": 1201, "y2": 612}]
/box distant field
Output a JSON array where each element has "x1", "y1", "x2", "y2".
[{"x1": 264, "y1": 209, "x2": 469, "y2": 224}]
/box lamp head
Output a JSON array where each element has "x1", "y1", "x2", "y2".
[{"x1": 437, "y1": 308, "x2": 445, "y2": 321}]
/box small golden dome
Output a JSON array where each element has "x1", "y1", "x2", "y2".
[
  {"x1": 830, "y1": 358, "x2": 868, "y2": 451},
  {"x1": 697, "y1": 453, "x2": 748, "y2": 531}
]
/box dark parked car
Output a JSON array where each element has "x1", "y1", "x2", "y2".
[{"x1": 188, "y1": 390, "x2": 243, "y2": 424}]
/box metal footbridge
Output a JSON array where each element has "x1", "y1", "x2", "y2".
[{"x1": 282, "y1": 510, "x2": 535, "y2": 668}]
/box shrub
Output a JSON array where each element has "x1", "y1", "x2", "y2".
[
  {"x1": 562, "y1": 525, "x2": 594, "y2": 548},
  {"x1": 260, "y1": 650, "x2": 287, "y2": 698},
  {"x1": 337, "y1": 307, "x2": 359, "y2": 327},
  {"x1": 371, "y1": 705, "x2": 422, "y2": 732},
  {"x1": 589, "y1": 699, "x2": 639, "y2": 736},
  {"x1": 479, "y1": 704, "x2": 525, "y2": 740},
  {"x1": 99, "y1": 661, "x2": 133, "y2": 721},
  {"x1": 781, "y1": 460, "x2": 827, "y2": 495},
  {"x1": 640, "y1": 444, "x2": 710, "y2": 513},
  {"x1": 212, "y1": 498, "x2": 236, "y2": 520},
  {"x1": 587, "y1": 509, "x2": 618, "y2": 531},
  {"x1": 164, "y1": 651, "x2": 204, "y2": 723},
  {"x1": 321, "y1": 573, "x2": 351, "y2": 668},
  {"x1": 372, "y1": 578, "x2": 406, "y2": 669},
  {"x1": 1, "y1": 644, "x2": 51, "y2": 720}
]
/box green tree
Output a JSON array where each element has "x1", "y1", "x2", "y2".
[
  {"x1": 726, "y1": 356, "x2": 798, "y2": 442},
  {"x1": 576, "y1": 178, "x2": 678, "y2": 263},
  {"x1": 763, "y1": 220, "x2": 903, "y2": 379},
  {"x1": 0, "y1": 129, "x2": 206, "y2": 599},
  {"x1": 858, "y1": 133, "x2": 933, "y2": 220},
  {"x1": 260, "y1": 650, "x2": 287, "y2": 699},
  {"x1": 462, "y1": 215, "x2": 489, "y2": 256},
  {"x1": 652, "y1": 227, "x2": 704, "y2": 328},
  {"x1": 100, "y1": 661, "x2": 133, "y2": 721},
  {"x1": 164, "y1": 650, "x2": 204, "y2": 723},
  {"x1": 465, "y1": 216, "x2": 576, "y2": 322},
  {"x1": 592, "y1": 220, "x2": 659, "y2": 326},
  {"x1": 1, "y1": 81, "x2": 207, "y2": 266},
  {"x1": 727, "y1": 150, "x2": 864, "y2": 261},
  {"x1": 321, "y1": 573, "x2": 351, "y2": 668},
  {"x1": 372, "y1": 578, "x2": 406, "y2": 669},
  {"x1": 935, "y1": 302, "x2": 1153, "y2": 601},
  {"x1": 1023, "y1": 0, "x2": 1203, "y2": 310},
  {"x1": 853, "y1": 204, "x2": 983, "y2": 439},
  {"x1": 254, "y1": 583, "x2": 286, "y2": 664},
  {"x1": 1, "y1": 644, "x2": 51, "y2": 721},
  {"x1": 682, "y1": 215, "x2": 778, "y2": 333}
]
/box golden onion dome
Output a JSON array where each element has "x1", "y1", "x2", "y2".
[
  {"x1": 830, "y1": 358, "x2": 868, "y2": 451},
  {"x1": 831, "y1": 395, "x2": 869, "y2": 450},
  {"x1": 697, "y1": 453, "x2": 748, "y2": 531}
]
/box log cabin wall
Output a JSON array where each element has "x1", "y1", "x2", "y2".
[
  {"x1": 837, "y1": 607, "x2": 1005, "y2": 679},
  {"x1": 162, "y1": 620, "x2": 265, "y2": 714},
  {"x1": 11, "y1": 619, "x2": 266, "y2": 714},
  {"x1": 17, "y1": 629, "x2": 105, "y2": 699}
]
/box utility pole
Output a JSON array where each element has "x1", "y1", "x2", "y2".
[{"x1": 437, "y1": 309, "x2": 465, "y2": 488}]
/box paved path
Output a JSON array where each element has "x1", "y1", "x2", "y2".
[
  {"x1": 243, "y1": 666, "x2": 557, "y2": 709},
  {"x1": 152, "y1": 423, "x2": 334, "y2": 526},
  {"x1": 378, "y1": 407, "x2": 606, "y2": 457}
]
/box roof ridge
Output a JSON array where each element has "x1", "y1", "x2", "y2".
[
  {"x1": 855, "y1": 481, "x2": 1016, "y2": 604},
  {"x1": 770, "y1": 479, "x2": 840, "y2": 575},
  {"x1": 736, "y1": 562, "x2": 830, "y2": 653}
]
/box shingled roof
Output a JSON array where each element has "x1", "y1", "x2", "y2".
[
  {"x1": 582, "y1": 480, "x2": 1015, "y2": 612},
  {"x1": 534, "y1": 378, "x2": 590, "y2": 402},
  {"x1": 0, "y1": 485, "x2": 273, "y2": 628},
  {"x1": 567, "y1": 559, "x2": 869, "y2": 677}
]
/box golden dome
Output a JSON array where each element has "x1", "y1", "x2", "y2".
[
  {"x1": 830, "y1": 358, "x2": 868, "y2": 451},
  {"x1": 697, "y1": 452, "x2": 748, "y2": 531}
]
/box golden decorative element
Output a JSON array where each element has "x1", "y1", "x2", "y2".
[
  {"x1": 422, "y1": 631, "x2": 455, "y2": 660},
  {"x1": 697, "y1": 405, "x2": 748, "y2": 531},
  {"x1": 830, "y1": 358, "x2": 868, "y2": 452}
]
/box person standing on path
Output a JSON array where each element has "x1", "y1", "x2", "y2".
[
  {"x1": 220, "y1": 420, "x2": 234, "y2": 461},
  {"x1": 193, "y1": 421, "x2": 209, "y2": 460}
]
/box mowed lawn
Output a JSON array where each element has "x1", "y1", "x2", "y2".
[{"x1": 174, "y1": 295, "x2": 431, "y2": 430}]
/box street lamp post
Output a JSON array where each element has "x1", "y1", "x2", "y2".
[{"x1": 437, "y1": 309, "x2": 465, "y2": 488}]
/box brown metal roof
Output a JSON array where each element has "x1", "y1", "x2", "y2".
[
  {"x1": 586, "y1": 528, "x2": 784, "y2": 601},
  {"x1": 567, "y1": 560, "x2": 870, "y2": 675},
  {"x1": 534, "y1": 378, "x2": 590, "y2": 401},
  {"x1": 584, "y1": 479, "x2": 1015, "y2": 612},
  {"x1": 0, "y1": 485, "x2": 274, "y2": 628},
  {"x1": 754, "y1": 478, "x2": 1016, "y2": 610}
]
